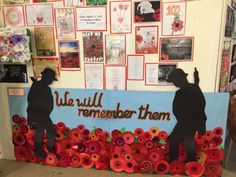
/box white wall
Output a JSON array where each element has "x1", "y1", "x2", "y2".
[{"x1": 0, "y1": 0, "x2": 227, "y2": 159}]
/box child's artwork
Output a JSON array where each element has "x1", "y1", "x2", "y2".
[
  {"x1": 84, "y1": 63, "x2": 104, "y2": 89},
  {"x1": 83, "y1": 32, "x2": 104, "y2": 62},
  {"x1": 3, "y1": 5, "x2": 25, "y2": 27},
  {"x1": 3, "y1": 0, "x2": 29, "y2": 5},
  {"x1": 105, "y1": 35, "x2": 126, "y2": 65},
  {"x1": 162, "y1": 1, "x2": 186, "y2": 36},
  {"x1": 64, "y1": 0, "x2": 84, "y2": 7},
  {"x1": 160, "y1": 37, "x2": 193, "y2": 61},
  {"x1": 32, "y1": 58, "x2": 60, "y2": 78},
  {"x1": 134, "y1": 0, "x2": 160, "y2": 22},
  {"x1": 127, "y1": 55, "x2": 144, "y2": 80},
  {"x1": 55, "y1": 8, "x2": 76, "y2": 39},
  {"x1": 105, "y1": 66, "x2": 126, "y2": 90},
  {"x1": 76, "y1": 7, "x2": 107, "y2": 31},
  {"x1": 34, "y1": 27, "x2": 56, "y2": 57},
  {"x1": 135, "y1": 26, "x2": 158, "y2": 54},
  {"x1": 25, "y1": 4, "x2": 54, "y2": 26},
  {"x1": 58, "y1": 41, "x2": 80, "y2": 70},
  {"x1": 86, "y1": 0, "x2": 106, "y2": 6},
  {"x1": 33, "y1": 0, "x2": 61, "y2": 2},
  {"x1": 110, "y1": 1, "x2": 132, "y2": 34},
  {"x1": 219, "y1": 49, "x2": 230, "y2": 92}
]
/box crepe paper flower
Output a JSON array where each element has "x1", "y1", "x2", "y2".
[
  {"x1": 123, "y1": 132, "x2": 135, "y2": 144},
  {"x1": 55, "y1": 132, "x2": 64, "y2": 141},
  {"x1": 70, "y1": 155, "x2": 81, "y2": 168},
  {"x1": 135, "y1": 15, "x2": 144, "y2": 22},
  {"x1": 12, "y1": 125, "x2": 21, "y2": 133},
  {"x1": 207, "y1": 148, "x2": 224, "y2": 163},
  {"x1": 149, "y1": 150, "x2": 162, "y2": 162},
  {"x1": 114, "y1": 144, "x2": 132, "y2": 157},
  {"x1": 114, "y1": 137, "x2": 125, "y2": 147},
  {"x1": 58, "y1": 153, "x2": 71, "y2": 168},
  {"x1": 28, "y1": 153, "x2": 38, "y2": 163},
  {"x1": 45, "y1": 153, "x2": 58, "y2": 167},
  {"x1": 205, "y1": 162, "x2": 223, "y2": 177},
  {"x1": 149, "y1": 126, "x2": 159, "y2": 136},
  {"x1": 134, "y1": 164, "x2": 144, "y2": 173},
  {"x1": 13, "y1": 133, "x2": 26, "y2": 146},
  {"x1": 62, "y1": 127, "x2": 70, "y2": 136},
  {"x1": 154, "y1": 160, "x2": 170, "y2": 174},
  {"x1": 88, "y1": 142, "x2": 101, "y2": 154},
  {"x1": 161, "y1": 53, "x2": 170, "y2": 60},
  {"x1": 94, "y1": 128, "x2": 103, "y2": 136},
  {"x1": 170, "y1": 160, "x2": 185, "y2": 176},
  {"x1": 197, "y1": 152, "x2": 207, "y2": 164},
  {"x1": 145, "y1": 140, "x2": 154, "y2": 149},
  {"x1": 12, "y1": 114, "x2": 20, "y2": 123},
  {"x1": 110, "y1": 158, "x2": 124, "y2": 172},
  {"x1": 77, "y1": 124, "x2": 85, "y2": 132},
  {"x1": 56, "y1": 122, "x2": 66, "y2": 130},
  {"x1": 60, "y1": 139, "x2": 77, "y2": 155},
  {"x1": 83, "y1": 129, "x2": 90, "y2": 136},
  {"x1": 101, "y1": 131, "x2": 110, "y2": 140},
  {"x1": 213, "y1": 127, "x2": 223, "y2": 137},
  {"x1": 141, "y1": 160, "x2": 153, "y2": 173},
  {"x1": 143, "y1": 132, "x2": 152, "y2": 141},
  {"x1": 20, "y1": 125, "x2": 29, "y2": 134},
  {"x1": 77, "y1": 142, "x2": 87, "y2": 153},
  {"x1": 54, "y1": 142, "x2": 62, "y2": 154},
  {"x1": 69, "y1": 128, "x2": 82, "y2": 142},
  {"x1": 95, "y1": 155, "x2": 109, "y2": 170},
  {"x1": 112, "y1": 129, "x2": 122, "y2": 137},
  {"x1": 134, "y1": 128, "x2": 144, "y2": 137},
  {"x1": 204, "y1": 130, "x2": 214, "y2": 141},
  {"x1": 194, "y1": 132, "x2": 205, "y2": 145},
  {"x1": 211, "y1": 137, "x2": 223, "y2": 146},
  {"x1": 158, "y1": 131, "x2": 168, "y2": 140},
  {"x1": 124, "y1": 154, "x2": 133, "y2": 161},
  {"x1": 124, "y1": 160, "x2": 136, "y2": 173},
  {"x1": 14, "y1": 145, "x2": 29, "y2": 162},
  {"x1": 185, "y1": 162, "x2": 205, "y2": 177}
]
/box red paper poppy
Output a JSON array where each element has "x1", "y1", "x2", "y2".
[
  {"x1": 70, "y1": 154, "x2": 81, "y2": 168},
  {"x1": 54, "y1": 142, "x2": 62, "y2": 154},
  {"x1": 170, "y1": 160, "x2": 185, "y2": 176},
  {"x1": 114, "y1": 144, "x2": 132, "y2": 157},
  {"x1": 56, "y1": 122, "x2": 66, "y2": 130},
  {"x1": 131, "y1": 143, "x2": 148, "y2": 163},
  {"x1": 112, "y1": 153, "x2": 120, "y2": 159},
  {"x1": 77, "y1": 142, "x2": 87, "y2": 153},
  {"x1": 14, "y1": 145, "x2": 29, "y2": 162},
  {"x1": 124, "y1": 159, "x2": 136, "y2": 173},
  {"x1": 158, "y1": 131, "x2": 168, "y2": 140},
  {"x1": 185, "y1": 162, "x2": 205, "y2": 177},
  {"x1": 197, "y1": 152, "x2": 207, "y2": 164},
  {"x1": 205, "y1": 162, "x2": 223, "y2": 177},
  {"x1": 83, "y1": 129, "x2": 90, "y2": 136},
  {"x1": 95, "y1": 155, "x2": 109, "y2": 170},
  {"x1": 82, "y1": 135, "x2": 90, "y2": 143},
  {"x1": 154, "y1": 160, "x2": 170, "y2": 174},
  {"x1": 12, "y1": 125, "x2": 21, "y2": 133},
  {"x1": 77, "y1": 124, "x2": 85, "y2": 132},
  {"x1": 45, "y1": 153, "x2": 58, "y2": 167},
  {"x1": 211, "y1": 137, "x2": 223, "y2": 147},
  {"x1": 95, "y1": 128, "x2": 103, "y2": 136},
  {"x1": 149, "y1": 150, "x2": 162, "y2": 162},
  {"x1": 134, "y1": 164, "x2": 144, "y2": 173},
  {"x1": 101, "y1": 131, "x2": 110, "y2": 141},
  {"x1": 143, "y1": 132, "x2": 152, "y2": 141},
  {"x1": 194, "y1": 132, "x2": 205, "y2": 145},
  {"x1": 171, "y1": 20, "x2": 184, "y2": 32},
  {"x1": 145, "y1": 140, "x2": 154, "y2": 149},
  {"x1": 62, "y1": 127, "x2": 70, "y2": 135},
  {"x1": 21, "y1": 125, "x2": 29, "y2": 134},
  {"x1": 60, "y1": 138, "x2": 77, "y2": 155},
  {"x1": 69, "y1": 128, "x2": 82, "y2": 142},
  {"x1": 12, "y1": 114, "x2": 20, "y2": 123},
  {"x1": 213, "y1": 127, "x2": 223, "y2": 137},
  {"x1": 58, "y1": 153, "x2": 71, "y2": 168},
  {"x1": 111, "y1": 129, "x2": 122, "y2": 137},
  {"x1": 204, "y1": 130, "x2": 214, "y2": 141},
  {"x1": 141, "y1": 160, "x2": 153, "y2": 173},
  {"x1": 123, "y1": 132, "x2": 134, "y2": 144},
  {"x1": 113, "y1": 137, "x2": 125, "y2": 147},
  {"x1": 91, "y1": 154, "x2": 100, "y2": 162},
  {"x1": 134, "y1": 128, "x2": 144, "y2": 137},
  {"x1": 81, "y1": 153, "x2": 94, "y2": 169},
  {"x1": 28, "y1": 153, "x2": 38, "y2": 163},
  {"x1": 207, "y1": 148, "x2": 224, "y2": 162},
  {"x1": 20, "y1": 117, "x2": 26, "y2": 125},
  {"x1": 125, "y1": 154, "x2": 133, "y2": 161},
  {"x1": 55, "y1": 132, "x2": 64, "y2": 141},
  {"x1": 110, "y1": 158, "x2": 124, "y2": 172},
  {"x1": 200, "y1": 143, "x2": 209, "y2": 152},
  {"x1": 138, "y1": 136, "x2": 145, "y2": 143},
  {"x1": 149, "y1": 126, "x2": 159, "y2": 136},
  {"x1": 13, "y1": 133, "x2": 26, "y2": 146},
  {"x1": 90, "y1": 133, "x2": 98, "y2": 141},
  {"x1": 88, "y1": 142, "x2": 101, "y2": 154}
]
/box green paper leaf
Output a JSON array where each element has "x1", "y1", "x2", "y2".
[
  {"x1": 159, "y1": 139, "x2": 166, "y2": 145},
  {"x1": 107, "y1": 137, "x2": 112, "y2": 142},
  {"x1": 120, "y1": 127, "x2": 126, "y2": 133},
  {"x1": 218, "y1": 145, "x2": 224, "y2": 150}
]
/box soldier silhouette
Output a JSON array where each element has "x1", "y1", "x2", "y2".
[
  {"x1": 168, "y1": 68, "x2": 207, "y2": 162},
  {"x1": 27, "y1": 68, "x2": 57, "y2": 158}
]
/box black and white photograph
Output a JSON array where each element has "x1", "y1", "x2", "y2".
[
  {"x1": 225, "y1": 6, "x2": 234, "y2": 37},
  {"x1": 160, "y1": 37, "x2": 193, "y2": 61},
  {"x1": 0, "y1": 64, "x2": 28, "y2": 83},
  {"x1": 158, "y1": 64, "x2": 177, "y2": 84}
]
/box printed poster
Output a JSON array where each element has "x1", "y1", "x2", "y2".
[{"x1": 127, "y1": 55, "x2": 144, "y2": 80}]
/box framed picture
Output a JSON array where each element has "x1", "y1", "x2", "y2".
[
  {"x1": 33, "y1": 0, "x2": 61, "y2": 2},
  {"x1": 135, "y1": 26, "x2": 158, "y2": 54},
  {"x1": 86, "y1": 0, "x2": 106, "y2": 6},
  {"x1": 225, "y1": 6, "x2": 234, "y2": 37},
  {"x1": 32, "y1": 58, "x2": 60, "y2": 78},
  {"x1": 230, "y1": 63, "x2": 236, "y2": 82},
  {"x1": 3, "y1": 0, "x2": 29, "y2": 5},
  {"x1": 3, "y1": 5, "x2": 25, "y2": 27},
  {"x1": 219, "y1": 49, "x2": 230, "y2": 92},
  {"x1": 110, "y1": 1, "x2": 132, "y2": 34},
  {"x1": 134, "y1": 0, "x2": 160, "y2": 22},
  {"x1": 63, "y1": 0, "x2": 84, "y2": 7},
  {"x1": 232, "y1": 44, "x2": 236, "y2": 62},
  {"x1": 84, "y1": 63, "x2": 104, "y2": 89},
  {"x1": 34, "y1": 27, "x2": 56, "y2": 57},
  {"x1": 0, "y1": 64, "x2": 28, "y2": 83},
  {"x1": 105, "y1": 66, "x2": 126, "y2": 90},
  {"x1": 161, "y1": 1, "x2": 186, "y2": 36},
  {"x1": 127, "y1": 55, "x2": 144, "y2": 80},
  {"x1": 58, "y1": 40, "x2": 80, "y2": 71},
  {"x1": 55, "y1": 8, "x2": 76, "y2": 39},
  {"x1": 83, "y1": 32, "x2": 104, "y2": 62},
  {"x1": 145, "y1": 63, "x2": 176, "y2": 86},
  {"x1": 105, "y1": 34, "x2": 126, "y2": 66},
  {"x1": 25, "y1": 4, "x2": 54, "y2": 26},
  {"x1": 160, "y1": 37, "x2": 194, "y2": 62},
  {"x1": 76, "y1": 7, "x2": 107, "y2": 31}
]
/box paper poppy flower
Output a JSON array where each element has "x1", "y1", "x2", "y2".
[
  {"x1": 101, "y1": 131, "x2": 110, "y2": 141},
  {"x1": 82, "y1": 135, "x2": 90, "y2": 143},
  {"x1": 70, "y1": 154, "x2": 81, "y2": 168},
  {"x1": 134, "y1": 128, "x2": 144, "y2": 137},
  {"x1": 124, "y1": 154, "x2": 133, "y2": 161},
  {"x1": 112, "y1": 129, "x2": 122, "y2": 137},
  {"x1": 154, "y1": 160, "x2": 170, "y2": 174},
  {"x1": 58, "y1": 153, "x2": 71, "y2": 168},
  {"x1": 12, "y1": 125, "x2": 21, "y2": 133},
  {"x1": 197, "y1": 152, "x2": 207, "y2": 164},
  {"x1": 194, "y1": 132, "x2": 205, "y2": 145},
  {"x1": 95, "y1": 128, "x2": 103, "y2": 136},
  {"x1": 91, "y1": 154, "x2": 100, "y2": 162},
  {"x1": 90, "y1": 133, "x2": 98, "y2": 141},
  {"x1": 81, "y1": 153, "x2": 94, "y2": 169},
  {"x1": 211, "y1": 137, "x2": 223, "y2": 147},
  {"x1": 141, "y1": 160, "x2": 153, "y2": 173},
  {"x1": 134, "y1": 164, "x2": 144, "y2": 173},
  {"x1": 20, "y1": 117, "x2": 26, "y2": 125},
  {"x1": 54, "y1": 142, "x2": 62, "y2": 154},
  {"x1": 12, "y1": 114, "x2": 20, "y2": 123},
  {"x1": 169, "y1": 160, "x2": 185, "y2": 176},
  {"x1": 95, "y1": 155, "x2": 109, "y2": 170},
  {"x1": 88, "y1": 142, "x2": 101, "y2": 154},
  {"x1": 77, "y1": 142, "x2": 87, "y2": 153},
  {"x1": 158, "y1": 131, "x2": 168, "y2": 140},
  {"x1": 69, "y1": 128, "x2": 82, "y2": 142},
  {"x1": 83, "y1": 129, "x2": 90, "y2": 136},
  {"x1": 110, "y1": 158, "x2": 124, "y2": 172},
  {"x1": 145, "y1": 140, "x2": 154, "y2": 149},
  {"x1": 123, "y1": 132, "x2": 134, "y2": 144},
  {"x1": 60, "y1": 138, "x2": 77, "y2": 154},
  {"x1": 124, "y1": 160, "x2": 136, "y2": 173},
  {"x1": 213, "y1": 127, "x2": 223, "y2": 137},
  {"x1": 13, "y1": 133, "x2": 26, "y2": 146},
  {"x1": 21, "y1": 125, "x2": 29, "y2": 134},
  {"x1": 143, "y1": 132, "x2": 152, "y2": 141},
  {"x1": 200, "y1": 143, "x2": 209, "y2": 152},
  {"x1": 56, "y1": 122, "x2": 66, "y2": 130},
  {"x1": 149, "y1": 126, "x2": 159, "y2": 136},
  {"x1": 207, "y1": 148, "x2": 224, "y2": 162},
  {"x1": 149, "y1": 150, "x2": 162, "y2": 162},
  {"x1": 62, "y1": 127, "x2": 70, "y2": 136},
  {"x1": 28, "y1": 153, "x2": 38, "y2": 163},
  {"x1": 77, "y1": 124, "x2": 85, "y2": 132},
  {"x1": 114, "y1": 144, "x2": 132, "y2": 157},
  {"x1": 45, "y1": 153, "x2": 58, "y2": 167},
  {"x1": 114, "y1": 137, "x2": 125, "y2": 147},
  {"x1": 205, "y1": 162, "x2": 223, "y2": 177},
  {"x1": 204, "y1": 130, "x2": 214, "y2": 141},
  {"x1": 14, "y1": 145, "x2": 29, "y2": 162},
  {"x1": 55, "y1": 132, "x2": 64, "y2": 141},
  {"x1": 185, "y1": 162, "x2": 205, "y2": 177},
  {"x1": 138, "y1": 136, "x2": 145, "y2": 143},
  {"x1": 171, "y1": 20, "x2": 184, "y2": 32}
]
